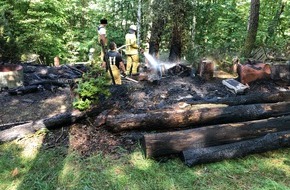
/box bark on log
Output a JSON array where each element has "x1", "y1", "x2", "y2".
[
  {"x1": 182, "y1": 130, "x2": 290, "y2": 167},
  {"x1": 186, "y1": 91, "x2": 290, "y2": 106},
  {"x1": 106, "y1": 101, "x2": 290, "y2": 132},
  {"x1": 141, "y1": 115, "x2": 290, "y2": 158},
  {"x1": 0, "y1": 111, "x2": 83, "y2": 143}
]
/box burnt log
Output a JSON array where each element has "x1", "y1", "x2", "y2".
[
  {"x1": 0, "y1": 111, "x2": 83, "y2": 143},
  {"x1": 182, "y1": 130, "x2": 290, "y2": 167},
  {"x1": 197, "y1": 59, "x2": 214, "y2": 80},
  {"x1": 270, "y1": 62, "x2": 290, "y2": 83},
  {"x1": 106, "y1": 101, "x2": 290, "y2": 132},
  {"x1": 0, "y1": 85, "x2": 128, "y2": 143},
  {"x1": 8, "y1": 85, "x2": 40, "y2": 95},
  {"x1": 186, "y1": 91, "x2": 290, "y2": 106},
  {"x1": 141, "y1": 115, "x2": 290, "y2": 158}
]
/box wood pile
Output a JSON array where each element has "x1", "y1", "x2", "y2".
[
  {"x1": 1, "y1": 59, "x2": 290, "y2": 167},
  {"x1": 2, "y1": 63, "x2": 85, "y2": 95},
  {"x1": 136, "y1": 91, "x2": 290, "y2": 166}
]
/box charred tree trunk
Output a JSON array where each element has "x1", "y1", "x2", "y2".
[
  {"x1": 241, "y1": 0, "x2": 260, "y2": 58},
  {"x1": 182, "y1": 130, "x2": 290, "y2": 167},
  {"x1": 188, "y1": 91, "x2": 290, "y2": 106},
  {"x1": 141, "y1": 115, "x2": 290, "y2": 158},
  {"x1": 106, "y1": 101, "x2": 290, "y2": 132}
]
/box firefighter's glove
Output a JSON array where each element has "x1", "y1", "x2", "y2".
[{"x1": 121, "y1": 72, "x2": 127, "y2": 78}]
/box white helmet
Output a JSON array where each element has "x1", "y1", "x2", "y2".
[{"x1": 129, "y1": 25, "x2": 137, "y2": 31}]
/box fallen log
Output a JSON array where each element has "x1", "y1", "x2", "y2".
[
  {"x1": 186, "y1": 91, "x2": 290, "y2": 106},
  {"x1": 0, "y1": 111, "x2": 83, "y2": 143},
  {"x1": 106, "y1": 101, "x2": 290, "y2": 132},
  {"x1": 8, "y1": 85, "x2": 40, "y2": 95},
  {"x1": 0, "y1": 85, "x2": 128, "y2": 143},
  {"x1": 141, "y1": 115, "x2": 290, "y2": 158},
  {"x1": 182, "y1": 130, "x2": 290, "y2": 167},
  {"x1": 0, "y1": 120, "x2": 32, "y2": 131}
]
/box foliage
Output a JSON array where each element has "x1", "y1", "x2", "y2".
[
  {"x1": 73, "y1": 65, "x2": 111, "y2": 111},
  {"x1": 0, "y1": 0, "x2": 289, "y2": 65}
]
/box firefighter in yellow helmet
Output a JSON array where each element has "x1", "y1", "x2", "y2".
[
  {"x1": 102, "y1": 42, "x2": 126, "y2": 85},
  {"x1": 125, "y1": 25, "x2": 139, "y2": 75}
]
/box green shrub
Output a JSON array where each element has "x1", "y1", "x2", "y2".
[{"x1": 73, "y1": 65, "x2": 111, "y2": 111}]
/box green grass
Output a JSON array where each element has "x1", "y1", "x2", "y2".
[{"x1": 0, "y1": 133, "x2": 290, "y2": 190}]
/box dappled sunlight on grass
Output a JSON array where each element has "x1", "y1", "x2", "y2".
[
  {"x1": 19, "y1": 135, "x2": 44, "y2": 160},
  {"x1": 1, "y1": 138, "x2": 290, "y2": 189},
  {"x1": 0, "y1": 142, "x2": 26, "y2": 190},
  {"x1": 129, "y1": 151, "x2": 154, "y2": 170},
  {"x1": 58, "y1": 154, "x2": 82, "y2": 188}
]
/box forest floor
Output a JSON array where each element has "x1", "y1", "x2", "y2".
[{"x1": 0, "y1": 63, "x2": 289, "y2": 158}]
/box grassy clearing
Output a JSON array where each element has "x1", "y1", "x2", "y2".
[{"x1": 0, "y1": 132, "x2": 290, "y2": 190}]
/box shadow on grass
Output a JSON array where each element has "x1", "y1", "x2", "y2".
[{"x1": 16, "y1": 128, "x2": 70, "y2": 190}]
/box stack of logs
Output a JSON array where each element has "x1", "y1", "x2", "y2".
[
  {"x1": 104, "y1": 91, "x2": 290, "y2": 166},
  {"x1": 2, "y1": 89, "x2": 290, "y2": 166}
]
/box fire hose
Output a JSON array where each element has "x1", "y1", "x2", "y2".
[{"x1": 121, "y1": 75, "x2": 139, "y2": 83}]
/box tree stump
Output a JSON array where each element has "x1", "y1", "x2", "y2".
[
  {"x1": 197, "y1": 59, "x2": 214, "y2": 80},
  {"x1": 0, "y1": 65, "x2": 23, "y2": 89}
]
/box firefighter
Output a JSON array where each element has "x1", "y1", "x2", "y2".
[
  {"x1": 102, "y1": 42, "x2": 126, "y2": 85},
  {"x1": 98, "y1": 19, "x2": 108, "y2": 60},
  {"x1": 125, "y1": 25, "x2": 139, "y2": 75}
]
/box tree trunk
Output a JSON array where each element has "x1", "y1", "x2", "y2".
[
  {"x1": 149, "y1": 1, "x2": 167, "y2": 58},
  {"x1": 141, "y1": 115, "x2": 290, "y2": 158},
  {"x1": 266, "y1": 0, "x2": 285, "y2": 43},
  {"x1": 168, "y1": 22, "x2": 182, "y2": 62},
  {"x1": 106, "y1": 101, "x2": 290, "y2": 132},
  {"x1": 182, "y1": 130, "x2": 290, "y2": 167},
  {"x1": 241, "y1": 0, "x2": 260, "y2": 58},
  {"x1": 168, "y1": 0, "x2": 185, "y2": 63}
]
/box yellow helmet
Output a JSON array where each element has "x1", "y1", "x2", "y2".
[{"x1": 129, "y1": 25, "x2": 137, "y2": 31}]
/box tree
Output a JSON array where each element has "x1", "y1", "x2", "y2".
[
  {"x1": 168, "y1": 0, "x2": 188, "y2": 62},
  {"x1": 266, "y1": 0, "x2": 285, "y2": 43},
  {"x1": 148, "y1": 0, "x2": 168, "y2": 58},
  {"x1": 241, "y1": 0, "x2": 260, "y2": 58}
]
